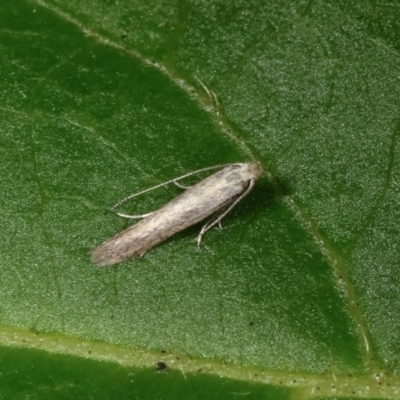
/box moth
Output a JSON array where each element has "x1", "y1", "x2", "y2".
[{"x1": 91, "y1": 162, "x2": 262, "y2": 266}]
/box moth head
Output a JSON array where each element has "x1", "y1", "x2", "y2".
[{"x1": 246, "y1": 162, "x2": 263, "y2": 180}]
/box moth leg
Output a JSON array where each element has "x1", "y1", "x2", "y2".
[
  {"x1": 197, "y1": 218, "x2": 217, "y2": 247},
  {"x1": 196, "y1": 178, "x2": 256, "y2": 247},
  {"x1": 196, "y1": 205, "x2": 234, "y2": 247},
  {"x1": 173, "y1": 180, "x2": 192, "y2": 190},
  {"x1": 196, "y1": 207, "x2": 232, "y2": 247},
  {"x1": 114, "y1": 211, "x2": 155, "y2": 219}
]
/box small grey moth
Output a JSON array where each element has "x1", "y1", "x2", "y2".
[{"x1": 92, "y1": 162, "x2": 262, "y2": 266}]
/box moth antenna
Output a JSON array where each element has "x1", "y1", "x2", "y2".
[{"x1": 110, "y1": 163, "x2": 240, "y2": 210}]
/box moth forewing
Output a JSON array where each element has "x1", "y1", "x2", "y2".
[{"x1": 91, "y1": 162, "x2": 262, "y2": 266}]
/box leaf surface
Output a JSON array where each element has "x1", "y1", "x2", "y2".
[{"x1": 1, "y1": 0, "x2": 400, "y2": 398}]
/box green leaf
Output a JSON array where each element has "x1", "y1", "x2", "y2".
[{"x1": 1, "y1": 0, "x2": 399, "y2": 398}]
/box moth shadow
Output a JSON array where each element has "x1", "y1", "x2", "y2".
[{"x1": 225, "y1": 176, "x2": 281, "y2": 221}]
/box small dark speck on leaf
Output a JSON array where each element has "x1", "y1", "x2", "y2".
[{"x1": 157, "y1": 361, "x2": 167, "y2": 371}]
